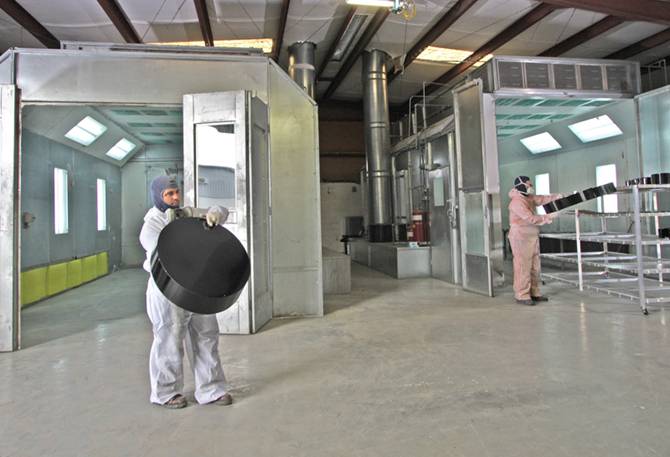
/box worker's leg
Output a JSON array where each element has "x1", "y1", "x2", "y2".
[
  {"x1": 509, "y1": 234, "x2": 535, "y2": 301},
  {"x1": 530, "y1": 238, "x2": 543, "y2": 298},
  {"x1": 146, "y1": 279, "x2": 188, "y2": 405},
  {"x1": 186, "y1": 313, "x2": 228, "y2": 404}
]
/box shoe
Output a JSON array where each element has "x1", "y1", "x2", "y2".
[
  {"x1": 516, "y1": 299, "x2": 535, "y2": 306},
  {"x1": 210, "y1": 393, "x2": 233, "y2": 406},
  {"x1": 531, "y1": 296, "x2": 549, "y2": 302},
  {"x1": 160, "y1": 394, "x2": 187, "y2": 409}
]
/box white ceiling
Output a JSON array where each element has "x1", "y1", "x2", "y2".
[{"x1": 0, "y1": 0, "x2": 668, "y2": 104}]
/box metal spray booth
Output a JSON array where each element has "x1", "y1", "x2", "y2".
[
  {"x1": 0, "y1": 43, "x2": 323, "y2": 351},
  {"x1": 355, "y1": 55, "x2": 641, "y2": 298}
]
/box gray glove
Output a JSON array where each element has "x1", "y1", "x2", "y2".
[{"x1": 205, "y1": 206, "x2": 230, "y2": 227}]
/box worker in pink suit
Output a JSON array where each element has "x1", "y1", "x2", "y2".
[{"x1": 508, "y1": 176, "x2": 562, "y2": 305}]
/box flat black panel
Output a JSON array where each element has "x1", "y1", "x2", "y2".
[
  {"x1": 553, "y1": 64, "x2": 577, "y2": 90},
  {"x1": 498, "y1": 61, "x2": 524, "y2": 88},
  {"x1": 579, "y1": 65, "x2": 604, "y2": 91}
]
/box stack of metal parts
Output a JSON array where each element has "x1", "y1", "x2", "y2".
[{"x1": 543, "y1": 183, "x2": 617, "y2": 213}]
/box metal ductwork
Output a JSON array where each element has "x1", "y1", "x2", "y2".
[
  {"x1": 362, "y1": 49, "x2": 393, "y2": 242},
  {"x1": 288, "y1": 42, "x2": 316, "y2": 99}
]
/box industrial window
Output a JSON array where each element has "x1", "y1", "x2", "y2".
[
  {"x1": 596, "y1": 164, "x2": 618, "y2": 213},
  {"x1": 64, "y1": 116, "x2": 107, "y2": 146},
  {"x1": 520, "y1": 132, "x2": 562, "y2": 154},
  {"x1": 569, "y1": 115, "x2": 623, "y2": 143},
  {"x1": 97, "y1": 179, "x2": 107, "y2": 231},
  {"x1": 535, "y1": 173, "x2": 550, "y2": 215},
  {"x1": 54, "y1": 168, "x2": 69, "y2": 234}
]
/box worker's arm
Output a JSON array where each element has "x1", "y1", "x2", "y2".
[
  {"x1": 139, "y1": 216, "x2": 165, "y2": 256},
  {"x1": 531, "y1": 193, "x2": 564, "y2": 206},
  {"x1": 510, "y1": 199, "x2": 556, "y2": 226}
]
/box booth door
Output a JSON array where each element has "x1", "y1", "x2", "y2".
[
  {"x1": 183, "y1": 90, "x2": 272, "y2": 334},
  {"x1": 0, "y1": 85, "x2": 19, "y2": 351},
  {"x1": 453, "y1": 80, "x2": 496, "y2": 297}
]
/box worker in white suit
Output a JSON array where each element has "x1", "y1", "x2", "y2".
[{"x1": 140, "y1": 175, "x2": 231, "y2": 409}]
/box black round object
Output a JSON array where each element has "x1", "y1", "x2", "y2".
[
  {"x1": 150, "y1": 218, "x2": 250, "y2": 314},
  {"x1": 653, "y1": 173, "x2": 670, "y2": 184},
  {"x1": 582, "y1": 186, "x2": 605, "y2": 200},
  {"x1": 543, "y1": 201, "x2": 558, "y2": 214}
]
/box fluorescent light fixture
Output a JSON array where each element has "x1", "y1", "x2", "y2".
[
  {"x1": 151, "y1": 38, "x2": 273, "y2": 53},
  {"x1": 97, "y1": 178, "x2": 107, "y2": 231},
  {"x1": 64, "y1": 116, "x2": 107, "y2": 146},
  {"x1": 596, "y1": 164, "x2": 618, "y2": 213},
  {"x1": 54, "y1": 168, "x2": 69, "y2": 234},
  {"x1": 346, "y1": 0, "x2": 394, "y2": 6},
  {"x1": 520, "y1": 132, "x2": 562, "y2": 154},
  {"x1": 417, "y1": 46, "x2": 493, "y2": 67},
  {"x1": 568, "y1": 115, "x2": 623, "y2": 143},
  {"x1": 535, "y1": 173, "x2": 550, "y2": 214},
  {"x1": 106, "y1": 138, "x2": 136, "y2": 161}
]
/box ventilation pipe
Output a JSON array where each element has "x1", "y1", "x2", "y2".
[
  {"x1": 288, "y1": 42, "x2": 316, "y2": 99},
  {"x1": 362, "y1": 49, "x2": 393, "y2": 242}
]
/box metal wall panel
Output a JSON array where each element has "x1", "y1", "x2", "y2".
[
  {"x1": 0, "y1": 85, "x2": 19, "y2": 351},
  {"x1": 268, "y1": 63, "x2": 323, "y2": 317},
  {"x1": 15, "y1": 50, "x2": 269, "y2": 105}
]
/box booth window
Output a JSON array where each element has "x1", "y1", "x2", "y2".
[
  {"x1": 54, "y1": 168, "x2": 69, "y2": 234},
  {"x1": 596, "y1": 164, "x2": 618, "y2": 213},
  {"x1": 97, "y1": 178, "x2": 107, "y2": 231},
  {"x1": 535, "y1": 173, "x2": 550, "y2": 214},
  {"x1": 64, "y1": 116, "x2": 107, "y2": 146}
]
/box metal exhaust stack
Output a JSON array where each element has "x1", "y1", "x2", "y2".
[
  {"x1": 362, "y1": 49, "x2": 393, "y2": 242},
  {"x1": 288, "y1": 42, "x2": 316, "y2": 99}
]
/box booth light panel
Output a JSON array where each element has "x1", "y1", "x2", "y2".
[
  {"x1": 153, "y1": 39, "x2": 273, "y2": 53},
  {"x1": 568, "y1": 115, "x2": 623, "y2": 143},
  {"x1": 520, "y1": 132, "x2": 562, "y2": 154},
  {"x1": 64, "y1": 116, "x2": 107, "y2": 146},
  {"x1": 106, "y1": 138, "x2": 136, "y2": 161}
]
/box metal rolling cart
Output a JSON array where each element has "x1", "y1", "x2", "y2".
[{"x1": 540, "y1": 184, "x2": 670, "y2": 314}]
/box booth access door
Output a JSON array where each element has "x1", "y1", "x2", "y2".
[
  {"x1": 453, "y1": 80, "x2": 500, "y2": 297},
  {"x1": 183, "y1": 90, "x2": 272, "y2": 334}
]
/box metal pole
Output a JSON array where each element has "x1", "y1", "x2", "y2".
[
  {"x1": 654, "y1": 192, "x2": 663, "y2": 283},
  {"x1": 633, "y1": 186, "x2": 647, "y2": 314},
  {"x1": 576, "y1": 209, "x2": 583, "y2": 291}
]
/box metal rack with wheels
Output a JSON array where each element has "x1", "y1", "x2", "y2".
[{"x1": 539, "y1": 184, "x2": 670, "y2": 314}]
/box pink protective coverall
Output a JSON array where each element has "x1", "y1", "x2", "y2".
[{"x1": 507, "y1": 189, "x2": 561, "y2": 301}]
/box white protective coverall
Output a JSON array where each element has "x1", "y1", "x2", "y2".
[
  {"x1": 140, "y1": 206, "x2": 228, "y2": 405},
  {"x1": 507, "y1": 189, "x2": 561, "y2": 301}
]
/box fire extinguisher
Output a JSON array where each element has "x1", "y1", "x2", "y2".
[{"x1": 410, "y1": 210, "x2": 429, "y2": 242}]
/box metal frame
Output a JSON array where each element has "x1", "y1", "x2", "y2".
[{"x1": 541, "y1": 184, "x2": 670, "y2": 314}]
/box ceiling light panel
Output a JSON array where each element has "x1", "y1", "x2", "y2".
[
  {"x1": 416, "y1": 46, "x2": 492, "y2": 67},
  {"x1": 106, "y1": 138, "x2": 137, "y2": 161},
  {"x1": 520, "y1": 132, "x2": 562, "y2": 154},
  {"x1": 151, "y1": 39, "x2": 273, "y2": 53},
  {"x1": 568, "y1": 115, "x2": 623, "y2": 143},
  {"x1": 64, "y1": 116, "x2": 107, "y2": 146}
]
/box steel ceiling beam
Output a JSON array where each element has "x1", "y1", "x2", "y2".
[
  {"x1": 606, "y1": 27, "x2": 670, "y2": 60},
  {"x1": 97, "y1": 0, "x2": 141, "y2": 43},
  {"x1": 388, "y1": 0, "x2": 479, "y2": 84},
  {"x1": 540, "y1": 0, "x2": 670, "y2": 25},
  {"x1": 540, "y1": 16, "x2": 624, "y2": 57},
  {"x1": 320, "y1": 9, "x2": 390, "y2": 101},
  {"x1": 317, "y1": 7, "x2": 356, "y2": 80},
  {"x1": 0, "y1": 0, "x2": 59, "y2": 48},
  {"x1": 193, "y1": 0, "x2": 214, "y2": 47},
  {"x1": 272, "y1": 0, "x2": 290, "y2": 61},
  {"x1": 419, "y1": 3, "x2": 557, "y2": 98}
]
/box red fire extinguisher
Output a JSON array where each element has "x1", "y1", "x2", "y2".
[{"x1": 410, "y1": 210, "x2": 429, "y2": 242}]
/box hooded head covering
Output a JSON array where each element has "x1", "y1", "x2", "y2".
[
  {"x1": 513, "y1": 176, "x2": 531, "y2": 195},
  {"x1": 150, "y1": 176, "x2": 179, "y2": 212}
]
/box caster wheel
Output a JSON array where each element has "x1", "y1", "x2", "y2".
[{"x1": 643, "y1": 309, "x2": 649, "y2": 315}]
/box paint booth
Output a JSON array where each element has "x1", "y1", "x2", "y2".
[
  {"x1": 0, "y1": 43, "x2": 322, "y2": 351},
  {"x1": 364, "y1": 55, "x2": 646, "y2": 299}
]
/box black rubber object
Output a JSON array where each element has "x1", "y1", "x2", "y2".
[
  {"x1": 151, "y1": 218, "x2": 250, "y2": 314},
  {"x1": 651, "y1": 173, "x2": 670, "y2": 184},
  {"x1": 368, "y1": 224, "x2": 393, "y2": 242},
  {"x1": 542, "y1": 182, "x2": 616, "y2": 214}
]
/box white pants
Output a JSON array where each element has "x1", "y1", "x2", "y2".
[{"x1": 146, "y1": 279, "x2": 227, "y2": 404}]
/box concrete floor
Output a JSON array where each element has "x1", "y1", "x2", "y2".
[{"x1": 2, "y1": 264, "x2": 670, "y2": 457}]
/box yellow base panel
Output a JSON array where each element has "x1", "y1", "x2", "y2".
[
  {"x1": 66, "y1": 259, "x2": 83, "y2": 289},
  {"x1": 21, "y1": 267, "x2": 47, "y2": 307},
  {"x1": 46, "y1": 262, "x2": 68, "y2": 296}
]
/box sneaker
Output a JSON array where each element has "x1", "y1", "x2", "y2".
[
  {"x1": 516, "y1": 299, "x2": 535, "y2": 306},
  {"x1": 210, "y1": 393, "x2": 233, "y2": 406},
  {"x1": 160, "y1": 394, "x2": 187, "y2": 409},
  {"x1": 531, "y1": 296, "x2": 549, "y2": 302}
]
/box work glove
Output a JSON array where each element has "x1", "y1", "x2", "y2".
[{"x1": 205, "y1": 206, "x2": 229, "y2": 227}]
